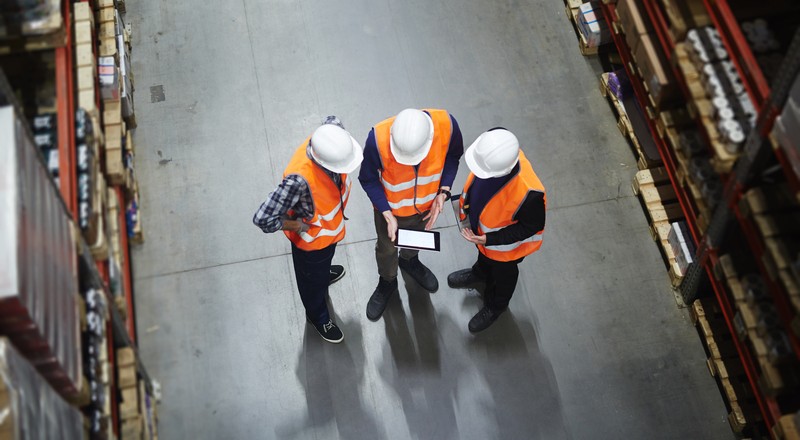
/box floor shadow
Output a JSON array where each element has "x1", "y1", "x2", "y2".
[
  {"x1": 379, "y1": 272, "x2": 461, "y2": 440},
  {"x1": 467, "y1": 312, "x2": 571, "y2": 440},
  {"x1": 274, "y1": 318, "x2": 384, "y2": 440}
]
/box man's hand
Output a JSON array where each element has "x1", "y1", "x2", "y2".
[
  {"x1": 460, "y1": 227, "x2": 487, "y2": 245},
  {"x1": 282, "y1": 220, "x2": 309, "y2": 233},
  {"x1": 423, "y1": 192, "x2": 448, "y2": 230},
  {"x1": 383, "y1": 210, "x2": 398, "y2": 241}
]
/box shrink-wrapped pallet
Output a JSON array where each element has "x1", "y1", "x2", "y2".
[{"x1": 0, "y1": 106, "x2": 82, "y2": 398}]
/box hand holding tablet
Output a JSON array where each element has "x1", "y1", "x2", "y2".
[{"x1": 394, "y1": 228, "x2": 441, "y2": 251}]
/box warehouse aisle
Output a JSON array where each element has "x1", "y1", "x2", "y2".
[{"x1": 128, "y1": 1, "x2": 731, "y2": 439}]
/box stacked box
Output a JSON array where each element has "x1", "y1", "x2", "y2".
[
  {"x1": 0, "y1": 106, "x2": 82, "y2": 398},
  {"x1": 74, "y1": 2, "x2": 98, "y2": 117},
  {"x1": 668, "y1": 221, "x2": 696, "y2": 276},
  {"x1": 577, "y1": 2, "x2": 610, "y2": 48},
  {"x1": 117, "y1": 347, "x2": 143, "y2": 439},
  {"x1": 0, "y1": 338, "x2": 84, "y2": 439}
]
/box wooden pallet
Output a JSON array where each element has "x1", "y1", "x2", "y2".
[
  {"x1": 563, "y1": 0, "x2": 598, "y2": 56},
  {"x1": 600, "y1": 73, "x2": 662, "y2": 170},
  {"x1": 632, "y1": 168, "x2": 685, "y2": 286},
  {"x1": 691, "y1": 297, "x2": 768, "y2": 437}
]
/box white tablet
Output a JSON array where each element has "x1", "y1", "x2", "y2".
[{"x1": 394, "y1": 228, "x2": 441, "y2": 251}]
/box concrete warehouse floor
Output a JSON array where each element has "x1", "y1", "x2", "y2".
[{"x1": 128, "y1": 1, "x2": 732, "y2": 439}]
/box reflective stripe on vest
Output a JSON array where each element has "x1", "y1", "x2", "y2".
[
  {"x1": 386, "y1": 191, "x2": 438, "y2": 210},
  {"x1": 478, "y1": 220, "x2": 543, "y2": 252},
  {"x1": 297, "y1": 216, "x2": 346, "y2": 243},
  {"x1": 380, "y1": 172, "x2": 442, "y2": 192},
  {"x1": 282, "y1": 140, "x2": 350, "y2": 250},
  {"x1": 374, "y1": 109, "x2": 452, "y2": 217}
]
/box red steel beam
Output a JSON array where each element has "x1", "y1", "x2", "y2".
[{"x1": 55, "y1": 0, "x2": 76, "y2": 216}]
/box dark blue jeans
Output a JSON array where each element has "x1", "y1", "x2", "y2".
[{"x1": 291, "y1": 243, "x2": 336, "y2": 326}]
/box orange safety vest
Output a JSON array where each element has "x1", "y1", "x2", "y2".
[
  {"x1": 282, "y1": 138, "x2": 352, "y2": 251},
  {"x1": 374, "y1": 109, "x2": 452, "y2": 217},
  {"x1": 460, "y1": 151, "x2": 546, "y2": 262}
]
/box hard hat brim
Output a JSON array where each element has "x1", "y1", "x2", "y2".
[
  {"x1": 311, "y1": 134, "x2": 364, "y2": 174},
  {"x1": 389, "y1": 112, "x2": 434, "y2": 166},
  {"x1": 465, "y1": 134, "x2": 519, "y2": 179}
]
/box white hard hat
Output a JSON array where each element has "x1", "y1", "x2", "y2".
[
  {"x1": 464, "y1": 129, "x2": 520, "y2": 179},
  {"x1": 310, "y1": 124, "x2": 363, "y2": 174},
  {"x1": 390, "y1": 109, "x2": 434, "y2": 166}
]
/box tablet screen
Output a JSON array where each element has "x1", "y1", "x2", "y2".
[{"x1": 396, "y1": 229, "x2": 437, "y2": 250}]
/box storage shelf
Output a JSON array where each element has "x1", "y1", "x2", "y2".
[
  {"x1": 702, "y1": 0, "x2": 770, "y2": 113},
  {"x1": 601, "y1": 1, "x2": 796, "y2": 431},
  {"x1": 730, "y1": 203, "x2": 800, "y2": 360}
]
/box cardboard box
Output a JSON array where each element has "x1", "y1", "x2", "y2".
[
  {"x1": 634, "y1": 34, "x2": 677, "y2": 108},
  {"x1": 104, "y1": 100, "x2": 122, "y2": 125},
  {"x1": 78, "y1": 89, "x2": 97, "y2": 113},
  {"x1": 77, "y1": 66, "x2": 95, "y2": 91},
  {"x1": 118, "y1": 365, "x2": 136, "y2": 388},
  {"x1": 120, "y1": 386, "x2": 139, "y2": 419},
  {"x1": 98, "y1": 6, "x2": 115, "y2": 23},
  {"x1": 121, "y1": 417, "x2": 142, "y2": 440},
  {"x1": 578, "y1": 3, "x2": 611, "y2": 48},
  {"x1": 99, "y1": 36, "x2": 117, "y2": 57},
  {"x1": 116, "y1": 347, "x2": 135, "y2": 367},
  {"x1": 662, "y1": 0, "x2": 710, "y2": 41},
  {"x1": 76, "y1": 43, "x2": 95, "y2": 68},
  {"x1": 75, "y1": 20, "x2": 93, "y2": 44},
  {"x1": 616, "y1": 0, "x2": 652, "y2": 54},
  {"x1": 74, "y1": 2, "x2": 94, "y2": 24}
]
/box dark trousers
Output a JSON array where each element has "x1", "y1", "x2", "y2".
[
  {"x1": 471, "y1": 252, "x2": 524, "y2": 312},
  {"x1": 290, "y1": 243, "x2": 336, "y2": 326},
  {"x1": 373, "y1": 210, "x2": 427, "y2": 280}
]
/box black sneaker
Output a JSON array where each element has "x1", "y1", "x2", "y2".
[
  {"x1": 447, "y1": 269, "x2": 483, "y2": 289},
  {"x1": 398, "y1": 255, "x2": 438, "y2": 292},
  {"x1": 329, "y1": 265, "x2": 345, "y2": 286},
  {"x1": 366, "y1": 277, "x2": 398, "y2": 321},
  {"x1": 307, "y1": 318, "x2": 344, "y2": 344},
  {"x1": 468, "y1": 307, "x2": 504, "y2": 333}
]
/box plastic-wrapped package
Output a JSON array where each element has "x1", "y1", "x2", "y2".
[
  {"x1": 0, "y1": 337, "x2": 84, "y2": 439},
  {"x1": 0, "y1": 106, "x2": 82, "y2": 398}
]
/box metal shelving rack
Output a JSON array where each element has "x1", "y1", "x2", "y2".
[
  {"x1": 2, "y1": 1, "x2": 150, "y2": 437},
  {"x1": 602, "y1": 0, "x2": 800, "y2": 432}
]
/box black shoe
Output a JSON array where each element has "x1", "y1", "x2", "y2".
[
  {"x1": 307, "y1": 318, "x2": 344, "y2": 343},
  {"x1": 398, "y1": 255, "x2": 439, "y2": 292},
  {"x1": 468, "y1": 307, "x2": 504, "y2": 333},
  {"x1": 329, "y1": 265, "x2": 345, "y2": 286},
  {"x1": 366, "y1": 277, "x2": 398, "y2": 321},
  {"x1": 447, "y1": 269, "x2": 483, "y2": 289}
]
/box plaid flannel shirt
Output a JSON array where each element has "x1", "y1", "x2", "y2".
[{"x1": 253, "y1": 146, "x2": 342, "y2": 233}]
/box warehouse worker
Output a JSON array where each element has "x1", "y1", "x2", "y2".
[
  {"x1": 253, "y1": 117, "x2": 363, "y2": 344},
  {"x1": 359, "y1": 108, "x2": 463, "y2": 320},
  {"x1": 448, "y1": 128, "x2": 546, "y2": 333}
]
